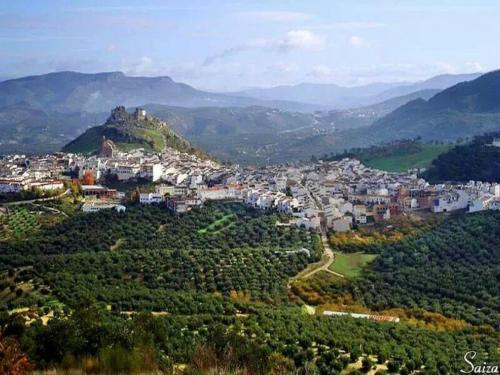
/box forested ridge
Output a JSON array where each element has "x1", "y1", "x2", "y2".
[
  {"x1": 422, "y1": 132, "x2": 500, "y2": 182},
  {"x1": 326, "y1": 211, "x2": 500, "y2": 327}
]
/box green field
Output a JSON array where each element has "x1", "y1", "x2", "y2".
[
  {"x1": 197, "y1": 213, "x2": 236, "y2": 234},
  {"x1": 329, "y1": 252, "x2": 377, "y2": 278},
  {"x1": 362, "y1": 144, "x2": 451, "y2": 172},
  {"x1": 0, "y1": 206, "x2": 39, "y2": 240}
]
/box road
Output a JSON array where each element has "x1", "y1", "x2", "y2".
[
  {"x1": 293, "y1": 229, "x2": 344, "y2": 280},
  {"x1": 0, "y1": 189, "x2": 70, "y2": 206},
  {"x1": 290, "y1": 180, "x2": 345, "y2": 281}
]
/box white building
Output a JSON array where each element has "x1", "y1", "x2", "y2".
[
  {"x1": 30, "y1": 180, "x2": 64, "y2": 191},
  {"x1": 139, "y1": 192, "x2": 164, "y2": 204},
  {"x1": 140, "y1": 163, "x2": 162, "y2": 182},
  {"x1": 296, "y1": 215, "x2": 321, "y2": 230},
  {"x1": 115, "y1": 165, "x2": 141, "y2": 180},
  {"x1": 468, "y1": 195, "x2": 493, "y2": 213},
  {"x1": 433, "y1": 190, "x2": 470, "y2": 213},
  {"x1": 488, "y1": 199, "x2": 500, "y2": 210},
  {"x1": 82, "y1": 202, "x2": 126, "y2": 213},
  {"x1": 198, "y1": 185, "x2": 243, "y2": 201},
  {"x1": 0, "y1": 179, "x2": 28, "y2": 193}
]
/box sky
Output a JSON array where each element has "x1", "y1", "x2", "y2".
[{"x1": 1, "y1": 0, "x2": 499, "y2": 91}]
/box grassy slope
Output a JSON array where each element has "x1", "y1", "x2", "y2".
[
  {"x1": 361, "y1": 144, "x2": 452, "y2": 172},
  {"x1": 329, "y1": 252, "x2": 377, "y2": 278}
]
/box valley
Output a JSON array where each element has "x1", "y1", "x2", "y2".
[
  {"x1": 2, "y1": 70, "x2": 498, "y2": 165},
  {"x1": 1, "y1": 7, "x2": 500, "y2": 372},
  {"x1": 1, "y1": 131, "x2": 499, "y2": 373}
]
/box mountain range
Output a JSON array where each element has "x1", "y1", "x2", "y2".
[
  {"x1": 290, "y1": 70, "x2": 500, "y2": 162},
  {"x1": 0, "y1": 70, "x2": 498, "y2": 164},
  {"x1": 0, "y1": 71, "x2": 323, "y2": 113},
  {"x1": 370, "y1": 69, "x2": 500, "y2": 141},
  {"x1": 235, "y1": 73, "x2": 481, "y2": 108}
]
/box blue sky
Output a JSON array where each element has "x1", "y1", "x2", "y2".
[{"x1": 1, "y1": 0, "x2": 499, "y2": 90}]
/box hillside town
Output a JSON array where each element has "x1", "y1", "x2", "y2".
[{"x1": 1, "y1": 134, "x2": 499, "y2": 231}]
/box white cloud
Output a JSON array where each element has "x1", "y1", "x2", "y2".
[
  {"x1": 126, "y1": 56, "x2": 154, "y2": 75},
  {"x1": 203, "y1": 30, "x2": 325, "y2": 65},
  {"x1": 266, "y1": 62, "x2": 299, "y2": 78},
  {"x1": 464, "y1": 62, "x2": 483, "y2": 72},
  {"x1": 234, "y1": 11, "x2": 313, "y2": 22},
  {"x1": 280, "y1": 30, "x2": 325, "y2": 51},
  {"x1": 308, "y1": 64, "x2": 333, "y2": 78},
  {"x1": 312, "y1": 22, "x2": 385, "y2": 31},
  {"x1": 349, "y1": 36, "x2": 365, "y2": 47}
]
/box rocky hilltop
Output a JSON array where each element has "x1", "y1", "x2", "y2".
[{"x1": 63, "y1": 106, "x2": 209, "y2": 158}]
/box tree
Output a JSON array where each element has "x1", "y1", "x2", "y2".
[
  {"x1": 82, "y1": 171, "x2": 95, "y2": 186},
  {"x1": 0, "y1": 320, "x2": 33, "y2": 375},
  {"x1": 361, "y1": 357, "x2": 373, "y2": 373}
]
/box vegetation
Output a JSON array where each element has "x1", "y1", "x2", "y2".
[
  {"x1": 329, "y1": 252, "x2": 377, "y2": 278},
  {"x1": 322, "y1": 139, "x2": 451, "y2": 172},
  {"x1": 0, "y1": 207, "x2": 39, "y2": 241},
  {"x1": 0, "y1": 200, "x2": 498, "y2": 373},
  {"x1": 324, "y1": 212, "x2": 500, "y2": 327},
  {"x1": 0, "y1": 203, "x2": 321, "y2": 307},
  {"x1": 423, "y1": 131, "x2": 500, "y2": 182},
  {"x1": 2, "y1": 304, "x2": 499, "y2": 374},
  {"x1": 0, "y1": 205, "x2": 66, "y2": 242},
  {"x1": 0, "y1": 186, "x2": 65, "y2": 203},
  {"x1": 0, "y1": 102, "x2": 106, "y2": 155},
  {"x1": 63, "y1": 106, "x2": 210, "y2": 159}
]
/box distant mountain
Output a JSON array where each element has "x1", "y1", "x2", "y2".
[
  {"x1": 422, "y1": 132, "x2": 500, "y2": 183},
  {"x1": 357, "y1": 89, "x2": 441, "y2": 116},
  {"x1": 63, "y1": 106, "x2": 209, "y2": 158},
  {"x1": 143, "y1": 104, "x2": 339, "y2": 164},
  {"x1": 0, "y1": 102, "x2": 106, "y2": 154},
  {"x1": 235, "y1": 73, "x2": 481, "y2": 108},
  {"x1": 0, "y1": 71, "x2": 490, "y2": 164},
  {"x1": 256, "y1": 70, "x2": 500, "y2": 164},
  {"x1": 0, "y1": 71, "x2": 323, "y2": 113},
  {"x1": 325, "y1": 89, "x2": 441, "y2": 126},
  {"x1": 0, "y1": 88, "x2": 447, "y2": 163},
  {"x1": 235, "y1": 81, "x2": 404, "y2": 108},
  {"x1": 370, "y1": 70, "x2": 500, "y2": 142},
  {"x1": 372, "y1": 73, "x2": 482, "y2": 102}
]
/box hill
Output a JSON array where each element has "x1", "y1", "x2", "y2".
[
  {"x1": 323, "y1": 139, "x2": 452, "y2": 172},
  {"x1": 0, "y1": 88, "x2": 432, "y2": 161},
  {"x1": 142, "y1": 89, "x2": 443, "y2": 165},
  {"x1": 63, "y1": 106, "x2": 207, "y2": 158},
  {"x1": 143, "y1": 104, "x2": 342, "y2": 163},
  {"x1": 292, "y1": 70, "x2": 500, "y2": 162},
  {"x1": 0, "y1": 71, "x2": 322, "y2": 113},
  {"x1": 0, "y1": 102, "x2": 106, "y2": 154},
  {"x1": 370, "y1": 70, "x2": 500, "y2": 142},
  {"x1": 355, "y1": 89, "x2": 440, "y2": 116},
  {"x1": 422, "y1": 132, "x2": 500, "y2": 182},
  {"x1": 236, "y1": 81, "x2": 402, "y2": 108},
  {"x1": 372, "y1": 72, "x2": 481, "y2": 102},
  {"x1": 236, "y1": 73, "x2": 480, "y2": 108},
  {"x1": 316, "y1": 211, "x2": 500, "y2": 327}
]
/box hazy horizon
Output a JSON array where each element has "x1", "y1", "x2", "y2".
[{"x1": 1, "y1": 0, "x2": 499, "y2": 91}]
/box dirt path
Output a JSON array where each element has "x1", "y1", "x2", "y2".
[
  {"x1": 1, "y1": 189, "x2": 70, "y2": 206},
  {"x1": 289, "y1": 182, "x2": 345, "y2": 282},
  {"x1": 290, "y1": 230, "x2": 344, "y2": 281}
]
